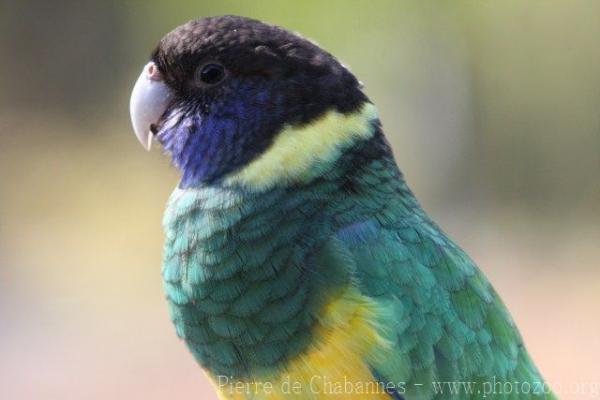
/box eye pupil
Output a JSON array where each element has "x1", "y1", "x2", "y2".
[{"x1": 199, "y1": 63, "x2": 225, "y2": 84}]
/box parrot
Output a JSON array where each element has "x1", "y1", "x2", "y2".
[{"x1": 129, "y1": 15, "x2": 556, "y2": 400}]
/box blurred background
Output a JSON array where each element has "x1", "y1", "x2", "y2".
[{"x1": 1, "y1": 1, "x2": 599, "y2": 399}]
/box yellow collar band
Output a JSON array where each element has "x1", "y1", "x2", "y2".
[{"x1": 224, "y1": 102, "x2": 378, "y2": 191}]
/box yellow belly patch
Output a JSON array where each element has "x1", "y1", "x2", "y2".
[
  {"x1": 211, "y1": 287, "x2": 392, "y2": 399},
  {"x1": 224, "y1": 102, "x2": 378, "y2": 191}
]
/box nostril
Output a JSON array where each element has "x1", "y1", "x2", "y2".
[{"x1": 146, "y1": 62, "x2": 162, "y2": 81}]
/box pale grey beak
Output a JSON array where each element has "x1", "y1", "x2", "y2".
[{"x1": 129, "y1": 62, "x2": 174, "y2": 151}]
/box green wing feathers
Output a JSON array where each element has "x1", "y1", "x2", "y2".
[{"x1": 334, "y1": 216, "x2": 556, "y2": 399}]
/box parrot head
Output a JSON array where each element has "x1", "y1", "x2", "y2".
[{"x1": 130, "y1": 15, "x2": 370, "y2": 188}]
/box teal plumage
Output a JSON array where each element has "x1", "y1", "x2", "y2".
[
  {"x1": 131, "y1": 15, "x2": 556, "y2": 399},
  {"x1": 162, "y1": 139, "x2": 364, "y2": 377},
  {"x1": 161, "y1": 126, "x2": 554, "y2": 398}
]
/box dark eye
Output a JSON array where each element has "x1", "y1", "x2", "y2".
[{"x1": 197, "y1": 63, "x2": 226, "y2": 85}]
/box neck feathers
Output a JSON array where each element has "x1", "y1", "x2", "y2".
[{"x1": 222, "y1": 102, "x2": 380, "y2": 191}]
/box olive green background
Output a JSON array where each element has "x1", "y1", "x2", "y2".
[{"x1": 1, "y1": 1, "x2": 599, "y2": 399}]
